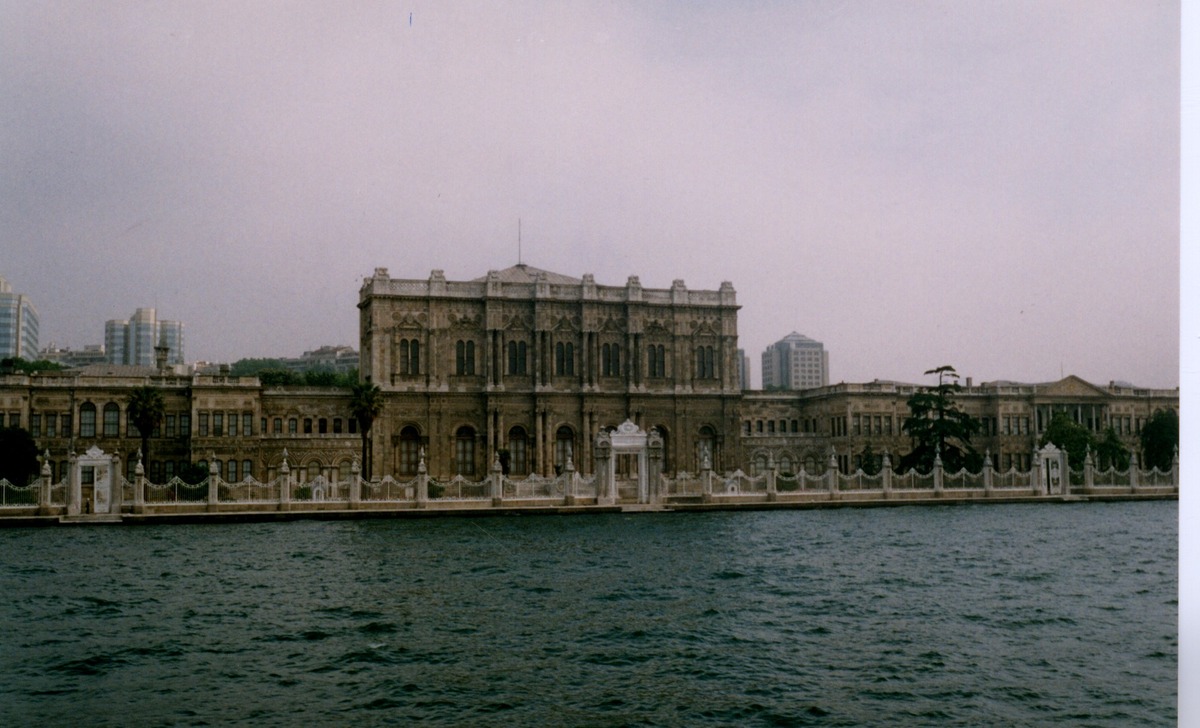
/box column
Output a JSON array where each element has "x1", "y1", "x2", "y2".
[
  {"x1": 207, "y1": 457, "x2": 219, "y2": 511},
  {"x1": 349, "y1": 459, "x2": 361, "y2": 508},
  {"x1": 491, "y1": 451, "x2": 503, "y2": 506},
  {"x1": 134, "y1": 450, "x2": 146, "y2": 511},
  {"x1": 881, "y1": 450, "x2": 893, "y2": 496},
  {"x1": 826, "y1": 449, "x2": 838, "y2": 495},
  {"x1": 1083, "y1": 447, "x2": 1094, "y2": 493},
  {"x1": 932, "y1": 451, "x2": 943, "y2": 495},
  {"x1": 67, "y1": 451, "x2": 80, "y2": 516},
  {"x1": 416, "y1": 448, "x2": 429, "y2": 507},
  {"x1": 279, "y1": 454, "x2": 291, "y2": 510},
  {"x1": 39, "y1": 452, "x2": 53, "y2": 516},
  {"x1": 982, "y1": 450, "x2": 993, "y2": 495},
  {"x1": 765, "y1": 454, "x2": 777, "y2": 502}
]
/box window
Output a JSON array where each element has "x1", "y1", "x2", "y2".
[
  {"x1": 696, "y1": 346, "x2": 715, "y2": 379},
  {"x1": 791, "y1": 419, "x2": 798, "y2": 434},
  {"x1": 103, "y1": 403, "x2": 120, "y2": 437},
  {"x1": 508, "y1": 427, "x2": 528, "y2": 475},
  {"x1": 555, "y1": 426, "x2": 575, "y2": 471},
  {"x1": 333, "y1": 418, "x2": 342, "y2": 434},
  {"x1": 304, "y1": 418, "x2": 313, "y2": 434},
  {"x1": 602, "y1": 343, "x2": 620, "y2": 377},
  {"x1": 399, "y1": 426, "x2": 421, "y2": 476},
  {"x1": 507, "y1": 340, "x2": 528, "y2": 375},
  {"x1": 29, "y1": 413, "x2": 41, "y2": 437},
  {"x1": 164, "y1": 461, "x2": 175, "y2": 481},
  {"x1": 198, "y1": 413, "x2": 209, "y2": 437},
  {"x1": 456, "y1": 340, "x2": 476, "y2": 375},
  {"x1": 165, "y1": 415, "x2": 176, "y2": 437},
  {"x1": 455, "y1": 426, "x2": 476, "y2": 476},
  {"x1": 400, "y1": 338, "x2": 420, "y2": 375},
  {"x1": 288, "y1": 418, "x2": 297, "y2": 434},
  {"x1": 273, "y1": 418, "x2": 282, "y2": 434},
  {"x1": 213, "y1": 412, "x2": 224, "y2": 437},
  {"x1": 228, "y1": 413, "x2": 238, "y2": 437},
  {"x1": 179, "y1": 413, "x2": 190, "y2": 437},
  {"x1": 46, "y1": 413, "x2": 57, "y2": 438},
  {"x1": 242, "y1": 460, "x2": 253, "y2": 481},
  {"x1": 852, "y1": 415, "x2": 860, "y2": 436},
  {"x1": 555, "y1": 342, "x2": 574, "y2": 376},
  {"x1": 768, "y1": 420, "x2": 775, "y2": 434},
  {"x1": 647, "y1": 344, "x2": 666, "y2": 378},
  {"x1": 226, "y1": 460, "x2": 237, "y2": 483},
  {"x1": 243, "y1": 413, "x2": 253, "y2": 436},
  {"x1": 319, "y1": 418, "x2": 328, "y2": 434}
]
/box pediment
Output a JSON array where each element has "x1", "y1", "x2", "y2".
[
  {"x1": 391, "y1": 311, "x2": 427, "y2": 330},
  {"x1": 1039, "y1": 375, "x2": 1107, "y2": 398},
  {"x1": 552, "y1": 315, "x2": 580, "y2": 332},
  {"x1": 690, "y1": 320, "x2": 719, "y2": 337},
  {"x1": 600, "y1": 317, "x2": 625, "y2": 334},
  {"x1": 504, "y1": 314, "x2": 533, "y2": 331}
]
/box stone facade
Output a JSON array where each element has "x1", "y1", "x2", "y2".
[{"x1": 358, "y1": 265, "x2": 742, "y2": 479}]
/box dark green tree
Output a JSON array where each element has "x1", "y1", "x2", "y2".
[
  {"x1": 178, "y1": 462, "x2": 210, "y2": 485},
  {"x1": 349, "y1": 381, "x2": 384, "y2": 479},
  {"x1": 899, "y1": 365, "x2": 983, "y2": 474},
  {"x1": 858, "y1": 444, "x2": 881, "y2": 476},
  {"x1": 1093, "y1": 427, "x2": 1130, "y2": 471},
  {"x1": 1, "y1": 357, "x2": 65, "y2": 374},
  {"x1": 1039, "y1": 413, "x2": 1094, "y2": 471},
  {"x1": 127, "y1": 385, "x2": 165, "y2": 475},
  {"x1": 0, "y1": 426, "x2": 40, "y2": 485},
  {"x1": 229, "y1": 358, "x2": 289, "y2": 376},
  {"x1": 258, "y1": 369, "x2": 301, "y2": 387},
  {"x1": 1140, "y1": 409, "x2": 1178, "y2": 472}
]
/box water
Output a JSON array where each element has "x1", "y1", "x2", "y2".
[{"x1": 0, "y1": 502, "x2": 1176, "y2": 726}]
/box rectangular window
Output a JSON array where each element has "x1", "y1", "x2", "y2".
[
  {"x1": 212, "y1": 413, "x2": 223, "y2": 437},
  {"x1": 274, "y1": 418, "x2": 282, "y2": 434},
  {"x1": 46, "y1": 413, "x2": 57, "y2": 438},
  {"x1": 852, "y1": 415, "x2": 860, "y2": 436},
  {"x1": 179, "y1": 414, "x2": 190, "y2": 437},
  {"x1": 304, "y1": 418, "x2": 313, "y2": 434},
  {"x1": 30, "y1": 413, "x2": 41, "y2": 437},
  {"x1": 243, "y1": 413, "x2": 253, "y2": 436},
  {"x1": 199, "y1": 413, "x2": 209, "y2": 437},
  {"x1": 226, "y1": 460, "x2": 237, "y2": 482},
  {"x1": 768, "y1": 420, "x2": 775, "y2": 434},
  {"x1": 165, "y1": 461, "x2": 175, "y2": 480},
  {"x1": 289, "y1": 418, "x2": 298, "y2": 434},
  {"x1": 228, "y1": 412, "x2": 238, "y2": 437},
  {"x1": 166, "y1": 415, "x2": 176, "y2": 437},
  {"x1": 103, "y1": 407, "x2": 119, "y2": 437},
  {"x1": 333, "y1": 418, "x2": 343, "y2": 434},
  {"x1": 242, "y1": 460, "x2": 253, "y2": 481}
]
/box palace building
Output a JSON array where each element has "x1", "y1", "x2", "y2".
[{"x1": 0, "y1": 264, "x2": 1178, "y2": 488}]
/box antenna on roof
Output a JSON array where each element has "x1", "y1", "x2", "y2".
[{"x1": 518, "y1": 218, "x2": 522, "y2": 265}]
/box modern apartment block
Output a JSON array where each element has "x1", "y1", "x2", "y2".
[
  {"x1": 761, "y1": 332, "x2": 828, "y2": 390},
  {"x1": 105, "y1": 308, "x2": 184, "y2": 366},
  {"x1": 0, "y1": 276, "x2": 39, "y2": 359}
]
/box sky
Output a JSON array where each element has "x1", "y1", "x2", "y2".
[{"x1": 1, "y1": 1, "x2": 1182, "y2": 389}]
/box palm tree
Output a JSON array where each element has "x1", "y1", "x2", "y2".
[
  {"x1": 349, "y1": 381, "x2": 384, "y2": 479},
  {"x1": 127, "y1": 385, "x2": 165, "y2": 477}
]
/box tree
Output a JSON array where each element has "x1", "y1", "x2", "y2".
[
  {"x1": 1039, "y1": 413, "x2": 1094, "y2": 471},
  {"x1": 1093, "y1": 427, "x2": 1130, "y2": 471},
  {"x1": 1140, "y1": 409, "x2": 1178, "y2": 472},
  {"x1": 349, "y1": 381, "x2": 384, "y2": 480},
  {"x1": 858, "y1": 444, "x2": 881, "y2": 476},
  {"x1": 0, "y1": 426, "x2": 39, "y2": 485},
  {"x1": 899, "y1": 365, "x2": 983, "y2": 474},
  {"x1": 1, "y1": 357, "x2": 65, "y2": 374},
  {"x1": 178, "y1": 462, "x2": 209, "y2": 485},
  {"x1": 127, "y1": 386, "x2": 165, "y2": 475}
]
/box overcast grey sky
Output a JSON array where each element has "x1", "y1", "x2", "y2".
[{"x1": 1, "y1": 1, "x2": 1181, "y2": 388}]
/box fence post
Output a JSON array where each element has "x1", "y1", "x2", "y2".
[
  {"x1": 491, "y1": 451, "x2": 504, "y2": 507},
  {"x1": 1031, "y1": 449, "x2": 1043, "y2": 496},
  {"x1": 134, "y1": 449, "x2": 146, "y2": 512},
  {"x1": 932, "y1": 451, "x2": 944, "y2": 496},
  {"x1": 563, "y1": 454, "x2": 577, "y2": 506},
  {"x1": 279, "y1": 450, "x2": 291, "y2": 510},
  {"x1": 826, "y1": 449, "x2": 838, "y2": 497},
  {"x1": 39, "y1": 450, "x2": 53, "y2": 515},
  {"x1": 766, "y1": 454, "x2": 777, "y2": 502},
  {"x1": 1173, "y1": 446, "x2": 1180, "y2": 491},
  {"x1": 349, "y1": 458, "x2": 361, "y2": 509},
  {"x1": 881, "y1": 450, "x2": 893, "y2": 497},
  {"x1": 1129, "y1": 452, "x2": 1139, "y2": 492},
  {"x1": 416, "y1": 449, "x2": 428, "y2": 507},
  {"x1": 982, "y1": 450, "x2": 993, "y2": 496},
  {"x1": 1083, "y1": 447, "x2": 1094, "y2": 493},
  {"x1": 67, "y1": 450, "x2": 80, "y2": 516},
  {"x1": 207, "y1": 455, "x2": 219, "y2": 512}
]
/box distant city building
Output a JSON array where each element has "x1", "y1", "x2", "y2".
[
  {"x1": 0, "y1": 276, "x2": 39, "y2": 359},
  {"x1": 105, "y1": 308, "x2": 184, "y2": 366},
  {"x1": 40, "y1": 344, "x2": 108, "y2": 369},
  {"x1": 761, "y1": 332, "x2": 828, "y2": 390},
  {"x1": 737, "y1": 348, "x2": 750, "y2": 390},
  {"x1": 283, "y1": 345, "x2": 359, "y2": 374}
]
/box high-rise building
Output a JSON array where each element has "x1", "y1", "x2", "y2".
[
  {"x1": 105, "y1": 308, "x2": 184, "y2": 366},
  {"x1": 761, "y1": 332, "x2": 828, "y2": 390},
  {"x1": 737, "y1": 348, "x2": 750, "y2": 390},
  {"x1": 0, "y1": 277, "x2": 39, "y2": 359}
]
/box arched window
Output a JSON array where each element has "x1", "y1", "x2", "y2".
[
  {"x1": 696, "y1": 425, "x2": 716, "y2": 470},
  {"x1": 102, "y1": 403, "x2": 120, "y2": 437},
  {"x1": 456, "y1": 340, "x2": 476, "y2": 375},
  {"x1": 400, "y1": 338, "x2": 420, "y2": 375},
  {"x1": 554, "y1": 425, "x2": 574, "y2": 471},
  {"x1": 555, "y1": 342, "x2": 575, "y2": 376},
  {"x1": 648, "y1": 344, "x2": 666, "y2": 378},
  {"x1": 507, "y1": 340, "x2": 528, "y2": 375},
  {"x1": 455, "y1": 426, "x2": 476, "y2": 476},
  {"x1": 80, "y1": 403, "x2": 97, "y2": 438},
  {"x1": 696, "y1": 346, "x2": 716, "y2": 379},
  {"x1": 508, "y1": 426, "x2": 528, "y2": 476},
  {"x1": 602, "y1": 343, "x2": 620, "y2": 377},
  {"x1": 399, "y1": 426, "x2": 421, "y2": 476},
  {"x1": 780, "y1": 455, "x2": 793, "y2": 474}
]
